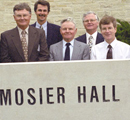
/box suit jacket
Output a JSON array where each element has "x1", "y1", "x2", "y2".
[
  {"x1": 31, "y1": 22, "x2": 62, "y2": 49},
  {"x1": 0, "y1": 26, "x2": 49, "y2": 62},
  {"x1": 49, "y1": 39, "x2": 90, "y2": 61},
  {"x1": 76, "y1": 32, "x2": 104, "y2": 44}
]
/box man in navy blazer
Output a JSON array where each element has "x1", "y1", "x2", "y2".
[
  {"x1": 76, "y1": 11, "x2": 104, "y2": 48},
  {"x1": 31, "y1": 0, "x2": 62, "y2": 49}
]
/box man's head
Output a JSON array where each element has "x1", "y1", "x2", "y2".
[
  {"x1": 99, "y1": 15, "x2": 117, "y2": 44},
  {"x1": 82, "y1": 11, "x2": 99, "y2": 35},
  {"x1": 13, "y1": 3, "x2": 31, "y2": 30},
  {"x1": 60, "y1": 17, "x2": 77, "y2": 42},
  {"x1": 34, "y1": 0, "x2": 50, "y2": 25}
]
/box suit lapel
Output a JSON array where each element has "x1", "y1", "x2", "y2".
[
  {"x1": 72, "y1": 40, "x2": 80, "y2": 60},
  {"x1": 83, "y1": 34, "x2": 87, "y2": 43},
  {"x1": 11, "y1": 27, "x2": 25, "y2": 61},
  {"x1": 96, "y1": 32, "x2": 104, "y2": 44},
  {"x1": 47, "y1": 22, "x2": 52, "y2": 44},
  {"x1": 28, "y1": 26, "x2": 36, "y2": 59},
  {"x1": 56, "y1": 41, "x2": 63, "y2": 60}
]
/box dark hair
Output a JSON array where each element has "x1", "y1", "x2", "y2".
[
  {"x1": 34, "y1": 0, "x2": 50, "y2": 12},
  {"x1": 13, "y1": 3, "x2": 31, "y2": 14},
  {"x1": 99, "y1": 15, "x2": 117, "y2": 29}
]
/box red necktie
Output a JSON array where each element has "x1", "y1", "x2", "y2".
[{"x1": 107, "y1": 44, "x2": 112, "y2": 59}]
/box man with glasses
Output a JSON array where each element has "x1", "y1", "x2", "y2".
[
  {"x1": 49, "y1": 17, "x2": 90, "y2": 61},
  {"x1": 0, "y1": 3, "x2": 49, "y2": 62},
  {"x1": 76, "y1": 11, "x2": 104, "y2": 51}
]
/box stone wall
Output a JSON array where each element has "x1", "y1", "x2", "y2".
[{"x1": 0, "y1": 0, "x2": 130, "y2": 37}]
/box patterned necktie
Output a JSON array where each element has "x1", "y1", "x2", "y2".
[
  {"x1": 88, "y1": 36, "x2": 93, "y2": 52},
  {"x1": 64, "y1": 43, "x2": 71, "y2": 60},
  {"x1": 40, "y1": 25, "x2": 43, "y2": 30},
  {"x1": 107, "y1": 44, "x2": 112, "y2": 59},
  {"x1": 21, "y1": 31, "x2": 28, "y2": 62}
]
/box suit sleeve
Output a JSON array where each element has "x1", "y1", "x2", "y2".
[
  {"x1": 82, "y1": 44, "x2": 90, "y2": 60},
  {"x1": 38, "y1": 30, "x2": 49, "y2": 61},
  {"x1": 0, "y1": 33, "x2": 12, "y2": 62},
  {"x1": 49, "y1": 45, "x2": 54, "y2": 61}
]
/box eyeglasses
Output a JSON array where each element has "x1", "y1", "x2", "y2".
[
  {"x1": 14, "y1": 14, "x2": 30, "y2": 19},
  {"x1": 84, "y1": 19, "x2": 97, "y2": 23}
]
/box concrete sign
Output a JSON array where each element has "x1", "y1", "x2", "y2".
[{"x1": 0, "y1": 60, "x2": 130, "y2": 120}]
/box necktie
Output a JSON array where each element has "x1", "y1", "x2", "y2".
[
  {"x1": 40, "y1": 25, "x2": 43, "y2": 30},
  {"x1": 88, "y1": 36, "x2": 93, "y2": 52},
  {"x1": 21, "y1": 31, "x2": 28, "y2": 62},
  {"x1": 107, "y1": 44, "x2": 112, "y2": 59},
  {"x1": 64, "y1": 43, "x2": 71, "y2": 60}
]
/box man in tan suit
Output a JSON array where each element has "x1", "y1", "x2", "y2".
[{"x1": 0, "y1": 3, "x2": 49, "y2": 62}]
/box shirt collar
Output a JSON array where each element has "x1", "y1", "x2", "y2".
[
  {"x1": 36, "y1": 21, "x2": 47, "y2": 28},
  {"x1": 17, "y1": 26, "x2": 29, "y2": 35},
  {"x1": 104, "y1": 38, "x2": 117, "y2": 49},
  {"x1": 86, "y1": 31, "x2": 98, "y2": 40},
  {"x1": 63, "y1": 39, "x2": 74, "y2": 48}
]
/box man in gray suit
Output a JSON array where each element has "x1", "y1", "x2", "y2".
[
  {"x1": 0, "y1": 3, "x2": 49, "y2": 62},
  {"x1": 49, "y1": 17, "x2": 90, "y2": 61}
]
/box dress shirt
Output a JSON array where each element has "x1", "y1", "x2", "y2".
[
  {"x1": 36, "y1": 21, "x2": 47, "y2": 38},
  {"x1": 18, "y1": 26, "x2": 29, "y2": 46},
  {"x1": 91, "y1": 38, "x2": 130, "y2": 60},
  {"x1": 63, "y1": 39, "x2": 74, "y2": 60},
  {"x1": 86, "y1": 31, "x2": 98, "y2": 46}
]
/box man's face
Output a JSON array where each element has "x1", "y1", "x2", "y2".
[
  {"x1": 35, "y1": 4, "x2": 49, "y2": 23},
  {"x1": 14, "y1": 9, "x2": 31, "y2": 30},
  {"x1": 60, "y1": 21, "x2": 77, "y2": 42},
  {"x1": 83, "y1": 14, "x2": 99, "y2": 34},
  {"x1": 101, "y1": 22, "x2": 117, "y2": 43}
]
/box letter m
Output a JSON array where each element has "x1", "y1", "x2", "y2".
[{"x1": 0, "y1": 89, "x2": 11, "y2": 105}]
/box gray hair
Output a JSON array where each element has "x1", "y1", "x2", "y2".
[
  {"x1": 82, "y1": 11, "x2": 99, "y2": 22},
  {"x1": 60, "y1": 17, "x2": 76, "y2": 27}
]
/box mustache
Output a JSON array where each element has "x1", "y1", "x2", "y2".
[{"x1": 39, "y1": 14, "x2": 46, "y2": 17}]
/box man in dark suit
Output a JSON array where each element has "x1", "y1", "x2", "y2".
[
  {"x1": 76, "y1": 11, "x2": 104, "y2": 50},
  {"x1": 0, "y1": 3, "x2": 49, "y2": 62},
  {"x1": 50, "y1": 17, "x2": 90, "y2": 61},
  {"x1": 31, "y1": 0, "x2": 62, "y2": 49}
]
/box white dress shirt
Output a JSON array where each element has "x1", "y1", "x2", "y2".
[
  {"x1": 63, "y1": 39, "x2": 74, "y2": 60},
  {"x1": 86, "y1": 31, "x2": 98, "y2": 46},
  {"x1": 91, "y1": 38, "x2": 130, "y2": 60},
  {"x1": 36, "y1": 21, "x2": 47, "y2": 38}
]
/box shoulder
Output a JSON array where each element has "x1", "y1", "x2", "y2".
[
  {"x1": 93, "y1": 41, "x2": 105, "y2": 49},
  {"x1": 97, "y1": 32, "x2": 104, "y2": 38},
  {"x1": 1, "y1": 27, "x2": 17, "y2": 36},
  {"x1": 97, "y1": 32, "x2": 104, "y2": 41},
  {"x1": 75, "y1": 39, "x2": 85, "y2": 45},
  {"x1": 97, "y1": 32, "x2": 102, "y2": 36},
  {"x1": 47, "y1": 22, "x2": 60, "y2": 29},
  {"x1": 117, "y1": 40, "x2": 130, "y2": 48},
  {"x1": 31, "y1": 22, "x2": 36, "y2": 27},
  {"x1": 74, "y1": 39, "x2": 89, "y2": 47},
  {"x1": 50, "y1": 41, "x2": 62, "y2": 48},
  {"x1": 29, "y1": 25, "x2": 44, "y2": 33},
  {"x1": 76, "y1": 34, "x2": 86, "y2": 39}
]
